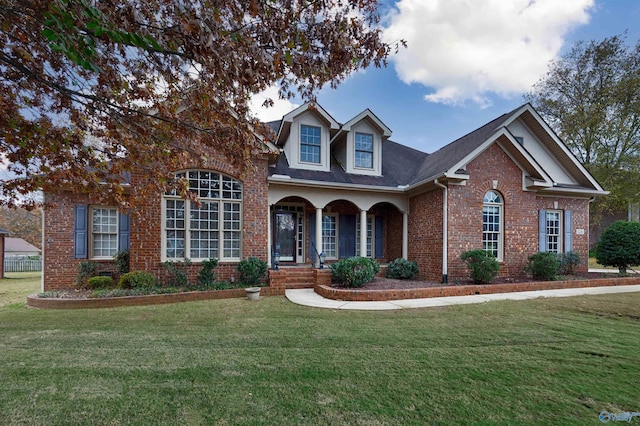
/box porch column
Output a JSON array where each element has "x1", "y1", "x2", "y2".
[
  {"x1": 315, "y1": 208, "x2": 323, "y2": 267},
  {"x1": 402, "y1": 212, "x2": 408, "y2": 259},
  {"x1": 360, "y1": 209, "x2": 368, "y2": 257},
  {"x1": 267, "y1": 205, "x2": 272, "y2": 267}
]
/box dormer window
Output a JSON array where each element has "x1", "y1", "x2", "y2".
[
  {"x1": 355, "y1": 133, "x2": 374, "y2": 169},
  {"x1": 300, "y1": 125, "x2": 321, "y2": 164}
]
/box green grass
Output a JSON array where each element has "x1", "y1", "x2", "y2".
[{"x1": 1, "y1": 273, "x2": 639, "y2": 424}]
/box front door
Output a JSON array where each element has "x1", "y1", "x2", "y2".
[{"x1": 273, "y1": 211, "x2": 296, "y2": 262}]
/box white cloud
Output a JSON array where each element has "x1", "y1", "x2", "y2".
[
  {"x1": 383, "y1": 0, "x2": 594, "y2": 106},
  {"x1": 249, "y1": 86, "x2": 299, "y2": 122}
]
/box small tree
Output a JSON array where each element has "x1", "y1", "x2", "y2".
[
  {"x1": 237, "y1": 257, "x2": 268, "y2": 287},
  {"x1": 197, "y1": 258, "x2": 219, "y2": 287},
  {"x1": 596, "y1": 221, "x2": 640, "y2": 274},
  {"x1": 460, "y1": 250, "x2": 499, "y2": 284}
]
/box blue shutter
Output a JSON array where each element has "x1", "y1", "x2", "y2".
[
  {"x1": 538, "y1": 210, "x2": 547, "y2": 252},
  {"x1": 564, "y1": 210, "x2": 572, "y2": 253},
  {"x1": 375, "y1": 216, "x2": 384, "y2": 259},
  {"x1": 308, "y1": 213, "x2": 316, "y2": 262},
  {"x1": 74, "y1": 205, "x2": 88, "y2": 259},
  {"x1": 339, "y1": 214, "x2": 356, "y2": 258},
  {"x1": 118, "y1": 212, "x2": 130, "y2": 251}
]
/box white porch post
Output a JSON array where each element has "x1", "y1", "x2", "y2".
[
  {"x1": 360, "y1": 209, "x2": 368, "y2": 257},
  {"x1": 267, "y1": 205, "x2": 272, "y2": 266},
  {"x1": 402, "y1": 212, "x2": 409, "y2": 260},
  {"x1": 315, "y1": 208, "x2": 323, "y2": 267}
]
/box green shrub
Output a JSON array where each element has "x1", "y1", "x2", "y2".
[
  {"x1": 525, "y1": 252, "x2": 560, "y2": 281},
  {"x1": 330, "y1": 256, "x2": 377, "y2": 288},
  {"x1": 86, "y1": 276, "x2": 115, "y2": 290},
  {"x1": 558, "y1": 251, "x2": 582, "y2": 275},
  {"x1": 76, "y1": 260, "x2": 98, "y2": 288},
  {"x1": 386, "y1": 258, "x2": 419, "y2": 279},
  {"x1": 118, "y1": 271, "x2": 157, "y2": 289},
  {"x1": 460, "y1": 250, "x2": 500, "y2": 284},
  {"x1": 163, "y1": 259, "x2": 191, "y2": 287},
  {"x1": 596, "y1": 221, "x2": 640, "y2": 274},
  {"x1": 197, "y1": 258, "x2": 219, "y2": 286},
  {"x1": 114, "y1": 249, "x2": 130, "y2": 276},
  {"x1": 237, "y1": 257, "x2": 268, "y2": 287}
]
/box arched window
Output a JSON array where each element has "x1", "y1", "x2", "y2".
[
  {"x1": 163, "y1": 170, "x2": 242, "y2": 261},
  {"x1": 482, "y1": 191, "x2": 503, "y2": 260}
]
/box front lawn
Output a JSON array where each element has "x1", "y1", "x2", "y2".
[{"x1": 1, "y1": 273, "x2": 639, "y2": 424}]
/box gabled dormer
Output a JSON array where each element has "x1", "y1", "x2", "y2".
[
  {"x1": 332, "y1": 109, "x2": 392, "y2": 177},
  {"x1": 275, "y1": 103, "x2": 340, "y2": 172}
]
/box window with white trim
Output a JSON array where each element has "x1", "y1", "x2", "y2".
[
  {"x1": 354, "y1": 132, "x2": 374, "y2": 169},
  {"x1": 300, "y1": 125, "x2": 321, "y2": 164},
  {"x1": 482, "y1": 191, "x2": 503, "y2": 260},
  {"x1": 163, "y1": 171, "x2": 242, "y2": 261},
  {"x1": 355, "y1": 215, "x2": 373, "y2": 257},
  {"x1": 91, "y1": 207, "x2": 118, "y2": 259},
  {"x1": 322, "y1": 215, "x2": 337, "y2": 258},
  {"x1": 545, "y1": 210, "x2": 562, "y2": 254}
]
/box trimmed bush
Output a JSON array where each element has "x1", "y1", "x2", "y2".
[
  {"x1": 386, "y1": 258, "x2": 419, "y2": 279},
  {"x1": 118, "y1": 271, "x2": 157, "y2": 289},
  {"x1": 558, "y1": 251, "x2": 581, "y2": 275},
  {"x1": 460, "y1": 250, "x2": 499, "y2": 284},
  {"x1": 76, "y1": 260, "x2": 98, "y2": 288},
  {"x1": 237, "y1": 257, "x2": 268, "y2": 286},
  {"x1": 163, "y1": 259, "x2": 191, "y2": 287},
  {"x1": 86, "y1": 276, "x2": 115, "y2": 290},
  {"x1": 197, "y1": 258, "x2": 219, "y2": 286},
  {"x1": 330, "y1": 256, "x2": 377, "y2": 288},
  {"x1": 114, "y1": 249, "x2": 130, "y2": 276},
  {"x1": 525, "y1": 252, "x2": 560, "y2": 281},
  {"x1": 596, "y1": 221, "x2": 640, "y2": 274}
]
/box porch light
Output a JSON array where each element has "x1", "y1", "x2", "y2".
[
  {"x1": 273, "y1": 251, "x2": 280, "y2": 270},
  {"x1": 319, "y1": 252, "x2": 326, "y2": 269}
]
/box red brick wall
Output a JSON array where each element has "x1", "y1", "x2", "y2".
[
  {"x1": 43, "y1": 152, "x2": 269, "y2": 290},
  {"x1": 408, "y1": 189, "x2": 443, "y2": 281},
  {"x1": 446, "y1": 143, "x2": 591, "y2": 282}
]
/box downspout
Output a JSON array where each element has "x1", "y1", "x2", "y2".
[{"x1": 434, "y1": 178, "x2": 448, "y2": 284}]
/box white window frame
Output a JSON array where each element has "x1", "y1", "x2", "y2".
[
  {"x1": 545, "y1": 210, "x2": 562, "y2": 254},
  {"x1": 356, "y1": 215, "x2": 374, "y2": 257},
  {"x1": 300, "y1": 124, "x2": 322, "y2": 164},
  {"x1": 322, "y1": 214, "x2": 338, "y2": 259},
  {"x1": 354, "y1": 132, "x2": 374, "y2": 169},
  {"x1": 162, "y1": 170, "x2": 242, "y2": 262},
  {"x1": 90, "y1": 206, "x2": 119, "y2": 260},
  {"x1": 482, "y1": 191, "x2": 503, "y2": 261}
]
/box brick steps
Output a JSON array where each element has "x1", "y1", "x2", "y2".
[{"x1": 276, "y1": 267, "x2": 317, "y2": 289}]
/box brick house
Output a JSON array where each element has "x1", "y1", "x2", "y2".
[{"x1": 42, "y1": 102, "x2": 607, "y2": 290}]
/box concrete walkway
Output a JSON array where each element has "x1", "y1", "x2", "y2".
[{"x1": 285, "y1": 285, "x2": 640, "y2": 311}]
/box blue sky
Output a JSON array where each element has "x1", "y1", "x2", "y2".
[{"x1": 250, "y1": 0, "x2": 640, "y2": 154}]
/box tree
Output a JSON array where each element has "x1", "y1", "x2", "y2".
[
  {"x1": 596, "y1": 220, "x2": 640, "y2": 274},
  {"x1": 0, "y1": 0, "x2": 397, "y2": 208},
  {"x1": 525, "y1": 34, "x2": 640, "y2": 224},
  {"x1": 0, "y1": 206, "x2": 42, "y2": 247}
]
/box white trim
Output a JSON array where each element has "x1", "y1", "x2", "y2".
[{"x1": 89, "y1": 206, "x2": 119, "y2": 260}]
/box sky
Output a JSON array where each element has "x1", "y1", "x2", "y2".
[{"x1": 249, "y1": 0, "x2": 640, "y2": 155}]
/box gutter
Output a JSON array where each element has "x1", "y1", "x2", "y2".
[{"x1": 434, "y1": 178, "x2": 448, "y2": 284}]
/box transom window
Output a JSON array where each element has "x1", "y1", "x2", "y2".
[
  {"x1": 300, "y1": 125, "x2": 321, "y2": 164},
  {"x1": 355, "y1": 133, "x2": 374, "y2": 169},
  {"x1": 163, "y1": 171, "x2": 242, "y2": 261},
  {"x1": 482, "y1": 191, "x2": 503, "y2": 260},
  {"x1": 91, "y1": 207, "x2": 118, "y2": 258},
  {"x1": 545, "y1": 210, "x2": 561, "y2": 253}
]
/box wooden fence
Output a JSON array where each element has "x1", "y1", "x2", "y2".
[{"x1": 4, "y1": 258, "x2": 42, "y2": 272}]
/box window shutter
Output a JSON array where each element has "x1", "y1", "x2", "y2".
[
  {"x1": 339, "y1": 214, "x2": 356, "y2": 258},
  {"x1": 308, "y1": 213, "x2": 316, "y2": 262},
  {"x1": 375, "y1": 216, "x2": 384, "y2": 259},
  {"x1": 564, "y1": 210, "x2": 572, "y2": 253},
  {"x1": 538, "y1": 210, "x2": 547, "y2": 252},
  {"x1": 74, "y1": 204, "x2": 88, "y2": 259},
  {"x1": 119, "y1": 212, "x2": 130, "y2": 251}
]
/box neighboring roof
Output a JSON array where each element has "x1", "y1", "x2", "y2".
[
  {"x1": 0, "y1": 228, "x2": 9, "y2": 235},
  {"x1": 5, "y1": 237, "x2": 40, "y2": 253}
]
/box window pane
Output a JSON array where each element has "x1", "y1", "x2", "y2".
[
  {"x1": 92, "y1": 207, "x2": 118, "y2": 257},
  {"x1": 300, "y1": 125, "x2": 321, "y2": 163},
  {"x1": 546, "y1": 211, "x2": 561, "y2": 253},
  {"x1": 482, "y1": 192, "x2": 502, "y2": 259},
  {"x1": 322, "y1": 215, "x2": 337, "y2": 258},
  {"x1": 355, "y1": 133, "x2": 374, "y2": 168}
]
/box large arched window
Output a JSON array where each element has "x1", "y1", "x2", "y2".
[
  {"x1": 482, "y1": 191, "x2": 503, "y2": 261},
  {"x1": 163, "y1": 170, "x2": 242, "y2": 261}
]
